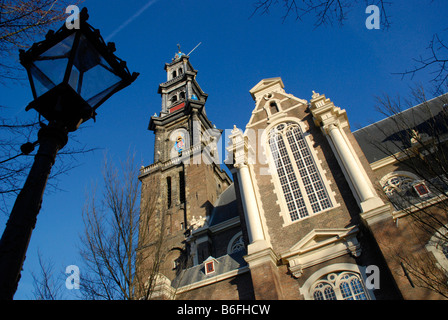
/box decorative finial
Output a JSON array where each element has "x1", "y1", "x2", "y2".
[
  {"x1": 312, "y1": 90, "x2": 320, "y2": 99},
  {"x1": 231, "y1": 125, "x2": 241, "y2": 135}
]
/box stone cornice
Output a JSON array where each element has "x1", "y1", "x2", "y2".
[
  {"x1": 309, "y1": 91, "x2": 349, "y2": 132},
  {"x1": 244, "y1": 246, "x2": 279, "y2": 268}
]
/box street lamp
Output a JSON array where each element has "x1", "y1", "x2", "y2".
[{"x1": 0, "y1": 7, "x2": 138, "y2": 299}]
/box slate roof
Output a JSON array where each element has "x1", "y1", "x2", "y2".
[
  {"x1": 209, "y1": 183, "x2": 239, "y2": 227},
  {"x1": 171, "y1": 250, "x2": 247, "y2": 288},
  {"x1": 353, "y1": 94, "x2": 448, "y2": 164},
  {"x1": 169, "y1": 183, "x2": 244, "y2": 289}
]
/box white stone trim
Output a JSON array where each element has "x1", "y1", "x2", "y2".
[
  {"x1": 248, "y1": 162, "x2": 272, "y2": 246},
  {"x1": 379, "y1": 171, "x2": 421, "y2": 188},
  {"x1": 244, "y1": 246, "x2": 279, "y2": 268},
  {"x1": 280, "y1": 226, "x2": 361, "y2": 278},
  {"x1": 147, "y1": 273, "x2": 176, "y2": 300}
]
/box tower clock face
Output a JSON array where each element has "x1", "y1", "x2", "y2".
[
  {"x1": 169, "y1": 129, "x2": 189, "y2": 159},
  {"x1": 175, "y1": 133, "x2": 185, "y2": 154}
]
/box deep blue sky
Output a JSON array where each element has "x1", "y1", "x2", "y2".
[{"x1": 1, "y1": 0, "x2": 447, "y2": 299}]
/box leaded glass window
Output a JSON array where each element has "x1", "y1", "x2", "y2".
[
  {"x1": 229, "y1": 235, "x2": 245, "y2": 254},
  {"x1": 312, "y1": 282, "x2": 336, "y2": 300},
  {"x1": 380, "y1": 172, "x2": 436, "y2": 210},
  {"x1": 268, "y1": 122, "x2": 333, "y2": 222},
  {"x1": 310, "y1": 271, "x2": 369, "y2": 300}
]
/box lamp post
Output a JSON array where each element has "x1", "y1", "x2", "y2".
[{"x1": 0, "y1": 8, "x2": 138, "y2": 299}]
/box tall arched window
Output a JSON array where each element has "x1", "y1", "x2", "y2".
[{"x1": 268, "y1": 122, "x2": 333, "y2": 222}]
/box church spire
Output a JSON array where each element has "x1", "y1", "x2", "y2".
[{"x1": 153, "y1": 48, "x2": 207, "y2": 118}]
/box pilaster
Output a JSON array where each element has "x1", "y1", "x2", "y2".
[
  {"x1": 309, "y1": 91, "x2": 385, "y2": 213},
  {"x1": 227, "y1": 126, "x2": 284, "y2": 299},
  {"x1": 227, "y1": 126, "x2": 268, "y2": 250}
]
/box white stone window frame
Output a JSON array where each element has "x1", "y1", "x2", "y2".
[
  {"x1": 426, "y1": 224, "x2": 448, "y2": 274},
  {"x1": 300, "y1": 263, "x2": 375, "y2": 300},
  {"x1": 263, "y1": 118, "x2": 338, "y2": 226}
]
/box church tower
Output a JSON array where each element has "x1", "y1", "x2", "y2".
[{"x1": 138, "y1": 49, "x2": 232, "y2": 297}]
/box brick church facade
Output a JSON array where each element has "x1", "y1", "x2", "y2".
[{"x1": 137, "y1": 51, "x2": 448, "y2": 300}]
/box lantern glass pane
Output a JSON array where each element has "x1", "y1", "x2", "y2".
[
  {"x1": 72, "y1": 35, "x2": 122, "y2": 108},
  {"x1": 30, "y1": 33, "x2": 75, "y2": 97}
]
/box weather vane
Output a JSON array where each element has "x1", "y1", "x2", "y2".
[{"x1": 173, "y1": 42, "x2": 202, "y2": 60}]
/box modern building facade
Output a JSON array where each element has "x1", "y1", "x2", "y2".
[{"x1": 137, "y1": 52, "x2": 448, "y2": 300}]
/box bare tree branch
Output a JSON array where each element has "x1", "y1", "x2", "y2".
[
  {"x1": 78, "y1": 152, "x2": 170, "y2": 300},
  {"x1": 0, "y1": 112, "x2": 97, "y2": 215},
  {"x1": 394, "y1": 34, "x2": 448, "y2": 94},
  {"x1": 30, "y1": 250, "x2": 64, "y2": 300},
  {"x1": 358, "y1": 86, "x2": 448, "y2": 297},
  {"x1": 251, "y1": 0, "x2": 391, "y2": 28},
  {"x1": 0, "y1": 0, "x2": 83, "y2": 80}
]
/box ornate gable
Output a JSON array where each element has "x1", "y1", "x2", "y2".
[{"x1": 246, "y1": 77, "x2": 308, "y2": 128}]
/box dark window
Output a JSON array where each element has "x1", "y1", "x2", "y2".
[
  {"x1": 179, "y1": 171, "x2": 186, "y2": 203},
  {"x1": 167, "y1": 177, "x2": 172, "y2": 208},
  {"x1": 270, "y1": 101, "x2": 279, "y2": 114}
]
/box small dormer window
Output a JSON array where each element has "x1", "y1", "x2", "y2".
[
  {"x1": 171, "y1": 95, "x2": 177, "y2": 103},
  {"x1": 172, "y1": 70, "x2": 177, "y2": 78},
  {"x1": 179, "y1": 68, "x2": 183, "y2": 75},
  {"x1": 203, "y1": 256, "x2": 217, "y2": 275},
  {"x1": 205, "y1": 261, "x2": 215, "y2": 275},
  {"x1": 413, "y1": 182, "x2": 431, "y2": 197}
]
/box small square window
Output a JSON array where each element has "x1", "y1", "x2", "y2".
[{"x1": 413, "y1": 183, "x2": 430, "y2": 197}]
